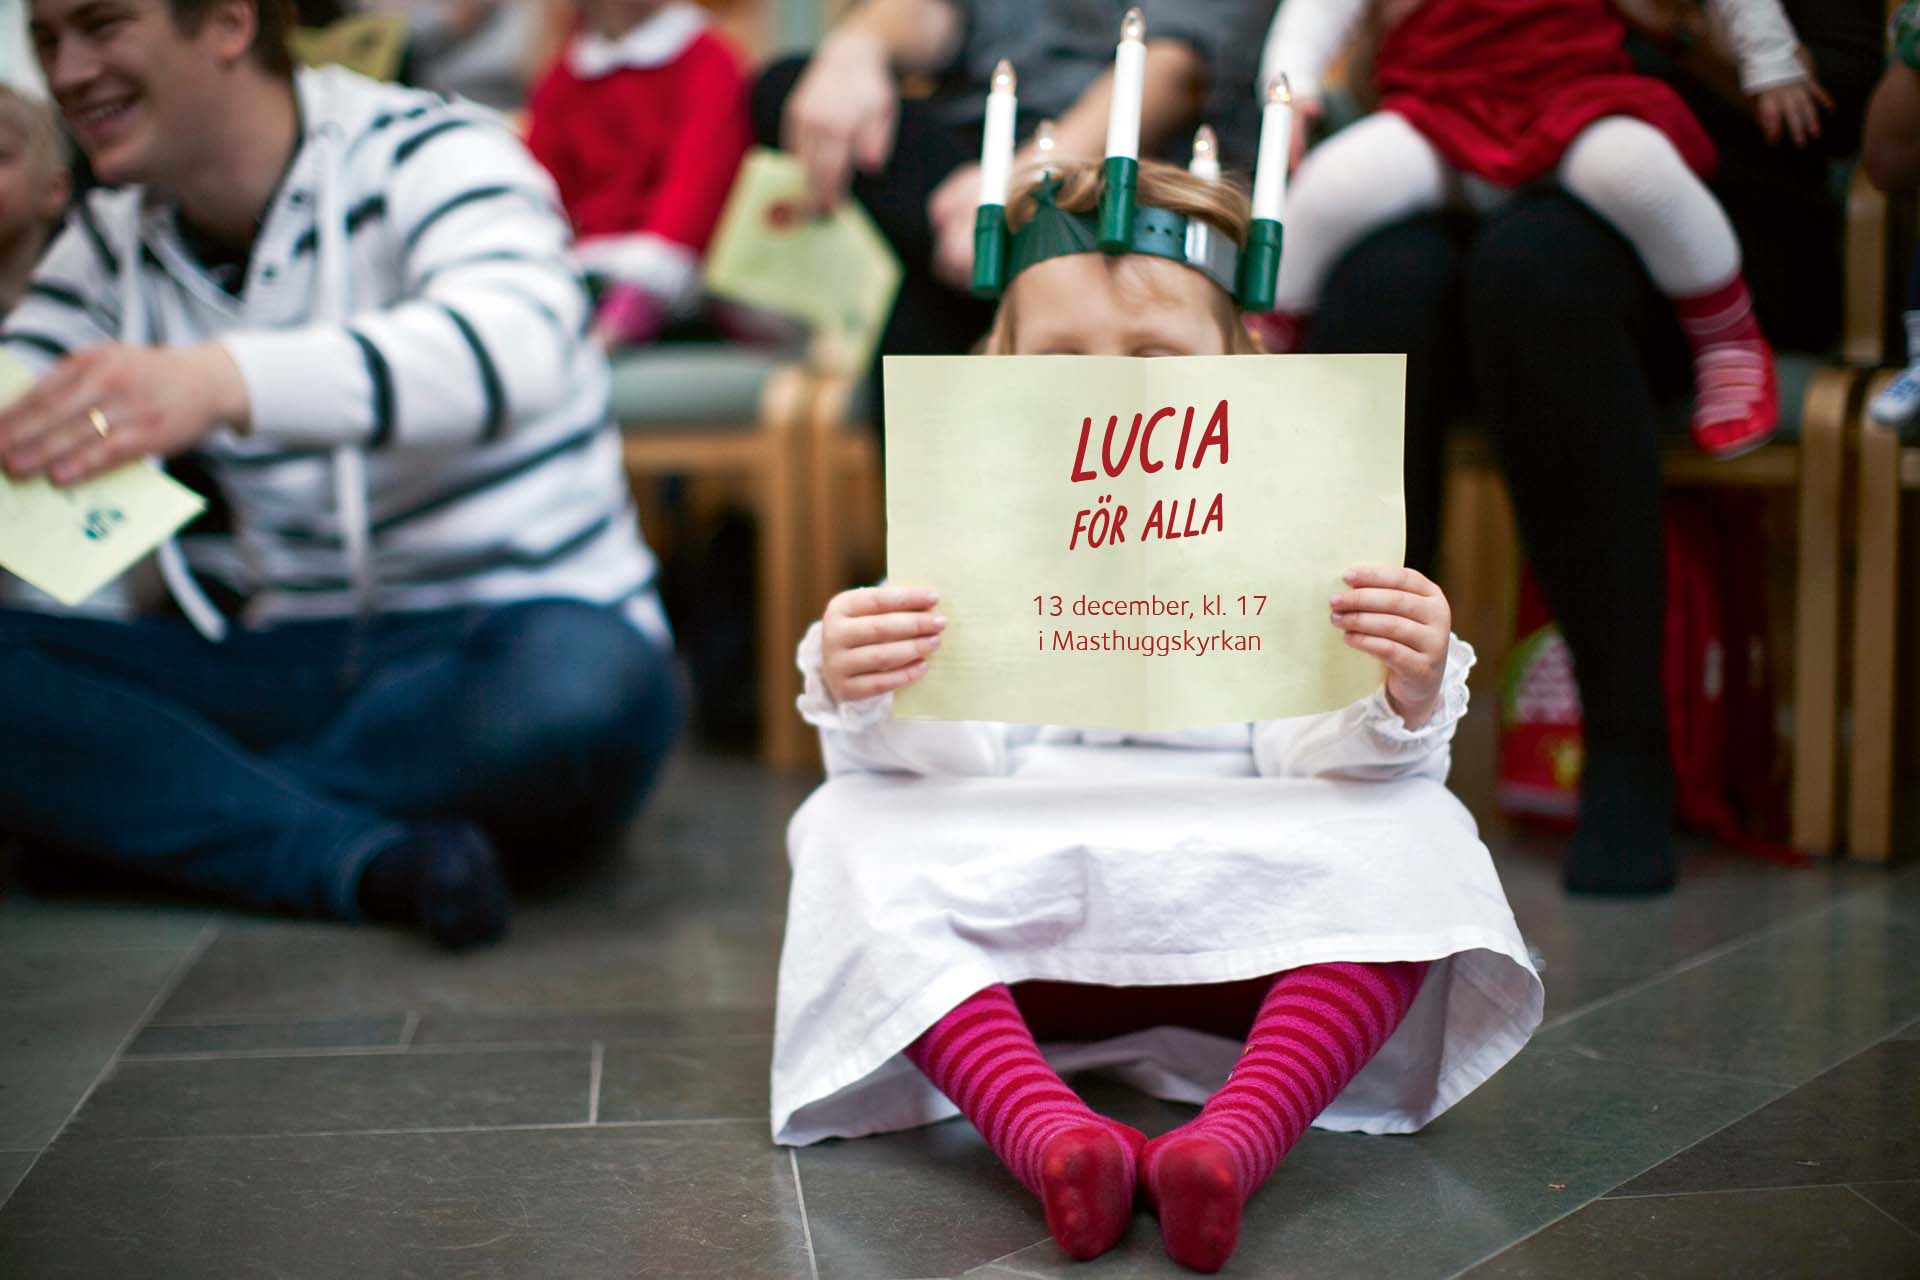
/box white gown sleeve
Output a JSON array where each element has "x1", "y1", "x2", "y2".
[
  {"x1": 1252, "y1": 635, "x2": 1475, "y2": 782},
  {"x1": 794, "y1": 620, "x2": 1013, "y2": 778},
  {"x1": 1259, "y1": 0, "x2": 1371, "y2": 105},
  {"x1": 1703, "y1": 0, "x2": 1808, "y2": 94}
]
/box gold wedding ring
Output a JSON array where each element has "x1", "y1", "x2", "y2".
[{"x1": 87, "y1": 407, "x2": 111, "y2": 439}]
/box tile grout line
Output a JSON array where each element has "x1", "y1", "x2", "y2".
[
  {"x1": 397, "y1": 1011, "x2": 420, "y2": 1048},
  {"x1": 788, "y1": 1148, "x2": 820, "y2": 1280},
  {"x1": 1540, "y1": 1045, "x2": 1795, "y2": 1091},
  {"x1": 118, "y1": 1037, "x2": 764, "y2": 1063},
  {"x1": 1604, "y1": 1180, "x2": 1875, "y2": 1202},
  {"x1": 1844, "y1": 1184, "x2": 1920, "y2": 1242},
  {"x1": 41, "y1": 1117, "x2": 768, "y2": 1146},
  {"x1": 1546, "y1": 859, "x2": 1920, "y2": 1037},
  {"x1": 973, "y1": 1242, "x2": 1058, "y2": 1275},
  {"x1": 0, "y1": 917, "x2": 220, "y2": 1214},
  {"x1": 1443, "y1": 1060, "x2": 1819, "y2": 1278},
  {"x1": 587, "y1": 1043, "x2": 604, "y2": 1126},
  {"x1": 1534, "y1": 895, "x2": 1851, "y2": 1036}
]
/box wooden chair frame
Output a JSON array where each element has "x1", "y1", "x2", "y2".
[
  {"x1": 1849, "y1": 371, "x2": 1916, "y2": 860},
  {"x1": 1439, "y1": 364, "x2": 1859, "y2": 853},
  {"x1": 621, "y1": 363, "x2": 818, "y2": 770}
]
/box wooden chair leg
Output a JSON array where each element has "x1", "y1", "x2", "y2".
[
  {"x1": 1790, "y1": 368, "x2": 1856, "y2": 856},
  {"x1": 1439, "y1": 455, "x2": 1519, "y2": 695},
  {"x1": 804, "y1": 377, "x2": 860, "y2": 623},
  {"x1": 1850, "y1": 372, "x2": 1902, "y2": 860},
  {"x1": 753, "y1": 367, "x2": 819, "y2": 771}
]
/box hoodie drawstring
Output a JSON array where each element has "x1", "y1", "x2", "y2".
[{"x1": 141, "y1": 90, "x2": 378, "y2": 641}]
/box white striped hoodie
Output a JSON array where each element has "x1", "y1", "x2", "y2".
[{"x1": 3, "y1": 66, "x2": 666, "y2": 641}]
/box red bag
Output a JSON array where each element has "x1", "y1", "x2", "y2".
[
  {"x1": 1494, "y1": 572, "x2": 1583, "y2": 830},
  {"x1": 1496, "y1": 493, "x2": 1805, "y2": 860}
]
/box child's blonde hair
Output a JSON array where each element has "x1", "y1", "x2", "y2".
[
  {"x1": 0, "y1": 86, "x2": 67, "y2": 185},
  {"x1": 981, "y1": 157, "x2": 1262, "y2": 356}
]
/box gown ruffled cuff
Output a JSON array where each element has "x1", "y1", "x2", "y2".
[
  {"x1": 795, "y1": 619, "x2": 895, "y2": 733},
  {"x1": 1359, "y1": 634, "x2": 1477, "y2": 747}
]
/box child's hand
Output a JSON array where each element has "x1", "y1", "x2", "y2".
[
  {"x1": 821, "y1": 586, "x2": 947, "y2": 704},
  {"x1": 1330, "y1": 566, "x2": 1452, "y2": 729},
  {"x1": 1753, "y1": 78, "x2": 1833, "y2": 148}
]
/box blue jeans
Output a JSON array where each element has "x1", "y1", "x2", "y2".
[{"x1": 0, "y1": 599, "x2": 684, "y2": 919}]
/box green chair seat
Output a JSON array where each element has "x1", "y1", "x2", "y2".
[{"x1": 609, "y1": 344, "x2": 794, "y2": 431}]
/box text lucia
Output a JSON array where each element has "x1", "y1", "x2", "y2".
[{"x1": 1068, "y1": 399, "x2": 1229, "y2": 551}]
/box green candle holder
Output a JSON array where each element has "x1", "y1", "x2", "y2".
[
  {"x1": 1237, "y1": 218, "x2": 1283, "y2": 312},
  {"x1": 1097, "y1": 155, "x2": 1138, "y2": 252},
  {"x1": 972, "y1": 204, "x2": 1009, "y2": 299}
]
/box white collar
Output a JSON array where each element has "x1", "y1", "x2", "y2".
[{"x1": 568, "y1": 3, "x2": 709, "y2": 78}]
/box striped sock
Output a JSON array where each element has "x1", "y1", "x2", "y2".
[
  {"x1": 1675, "y1": 274, "x2": 1778, "y2": 458},
  {"x1": 906, "y1": 984, "x2": 1145, "y2": 1260},
  {"x1": 1141, "y1": 961, "x2": 1431, "y2": 1273}
]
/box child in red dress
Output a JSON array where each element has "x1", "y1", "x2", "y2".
[
  {"x1": 1260, "y1": 0, "x2": 1829, "y2": 458},
  {"x1": 525, "y1": 0, "x2": 752, "y2": 348}
]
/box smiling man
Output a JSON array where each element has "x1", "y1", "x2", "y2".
[{"x1": 0, "y1": 0, "x2": 684, "y2": 946}]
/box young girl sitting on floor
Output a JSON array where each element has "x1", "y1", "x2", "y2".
[
  {"x1": 771, "y1": 155, "x2": 1543, "y2": 1274},
  {"x1": 1257, "y1": 0, "x2": 1830, "y2": 459}
]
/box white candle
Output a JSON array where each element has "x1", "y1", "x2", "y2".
[
  {"x1": 979, "y1": 59, "x2": 1018, "y2": 206},
  {"x1": 1104, "y1": 7, "x2": 1145, "y2": 161},
  {"x1": 1034, "y1": 118, "x2": 1058, "y2": 179},
  {"x1": 1188, "y1": 124, "x2": 1220, "y2": 182},
  {"x1": 1251, "y1": 75, "x2": 1293, "y2": 221}
]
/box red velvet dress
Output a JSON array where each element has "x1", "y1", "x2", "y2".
[
  {"x1": 1376, "y1": 0, "x2": 1717, "y2": 186},
  {"x1": 525, "y1": 26, "x2": 751, "y2": 255}
]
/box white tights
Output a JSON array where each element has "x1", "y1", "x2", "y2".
[{"x1": 1272, "y1": 112, "x2": 1742, "y2": 311}]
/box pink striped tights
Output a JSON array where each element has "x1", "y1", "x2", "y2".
[{"x1": 904, "y1": 961, "x2": 1429, "y2": 1271}]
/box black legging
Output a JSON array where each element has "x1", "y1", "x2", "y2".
[{"x1": 1309, "y1": 191, "x2": 1686, "y2": 885}]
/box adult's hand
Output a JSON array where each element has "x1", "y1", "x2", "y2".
[
  {"x1": 0, "y1": 343, "x2": 250, "y2": 487},
  {"x1": 785, "y1": 29, "x2": 900, "y2": 212},
  {"x1": 927, "y1": 163, "x2": 982, "y2": 289}
]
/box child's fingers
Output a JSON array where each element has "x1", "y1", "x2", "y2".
[
  {"x1": 1787, "y1": 97, "x2": 1812, "y2": 146},
  {"x1": 1330, "y1": 610, "x2": 1437, "y2": 650},
  {"x1": 1329, "y1": 586, "x2": 1441, "y2": 623},
  {"x1": 829, "y1": 608, "x2": 946, "y2": 649},
  {"x1": 832, "y1": 633, "x2": 942, "y2": 678},
  {"x1": 834, "y1": 585, "x2": 940, "y2": 618},
  {"x1": 838, "y1": 661, "x2": 929, "y2": 701},
  {"x1": 1341, "y1": 565, "x2": 1439, "y2": 597},
  {"x1": 1342, "y1": 630, "x2": 1427, "y2": 671}
]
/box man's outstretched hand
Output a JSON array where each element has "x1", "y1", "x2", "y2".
[{"x1": 0, "y1": 343, "x2": 249, "y2": 486}]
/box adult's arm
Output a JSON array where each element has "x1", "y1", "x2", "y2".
[
  {"x1": 785, "y1": 0, "x2": 967, "y2": 208},
  {"x1": 221, "y1": 108, "x2": 593, "y2": 450},
  {"x1": 1866, "y1": 63, "x2": 1920, "y2": 193},
  {"x1": 1259, "y1": 0, "x2": 1369, "y2": 106}
]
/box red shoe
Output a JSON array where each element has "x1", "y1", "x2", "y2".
[{"x1": 1676, "y1": 276, "x2": 1778, "y2": 459}]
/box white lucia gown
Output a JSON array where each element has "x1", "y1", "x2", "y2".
[{"x1": 772, "y1": 625, "x2": 1543, "y2": 1147}]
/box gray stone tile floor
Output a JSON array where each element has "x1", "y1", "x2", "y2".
[{"x1": 1, "y1": 749, "x2": 1916, "y2": 1278}]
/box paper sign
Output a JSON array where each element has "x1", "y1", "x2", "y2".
[
  {"x1": 291, "y1": 16, "x2": 409, "y2": 82},
  {"x1": 703, "y1": 148, "x2": 902, "y2": 374},
  {"x1": 0, "y1": 352, "x2": 206, "y2": 607},
  {"x1": 885, "y1": 353, "x2": 1406, "y2": 729}
]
